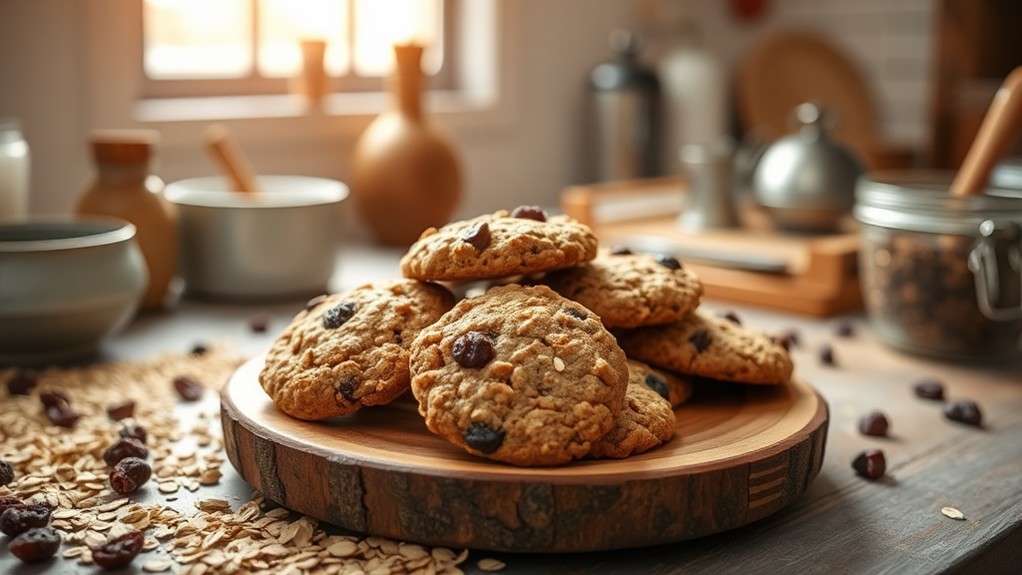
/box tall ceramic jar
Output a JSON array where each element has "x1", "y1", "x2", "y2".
[
  {"x1": 351, "y1": 43, "x2": 461, "y2": 246},
  {"x1": 75, "y1": 130, "x2": 178, "y2": 311}
]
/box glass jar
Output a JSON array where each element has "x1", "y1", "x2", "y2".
[
  {"x1": 0, "y1": 118, "x2": 31, "y2": 220},
  {"x1": 854, "y1": 171, "x2": 1022, "y2": 360}
]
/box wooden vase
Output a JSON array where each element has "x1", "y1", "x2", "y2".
[{"x1": 351, "y1": 44, "x2": 461, "y2": 246}]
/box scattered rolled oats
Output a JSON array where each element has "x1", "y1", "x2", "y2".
[
  {"x1": 941, "y1": 506, "x2": 966, "y2": 520},
  {"x1": 478, "y1": 558, "x2": 507, "y2": 572}
]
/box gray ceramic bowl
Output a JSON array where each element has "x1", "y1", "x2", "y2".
[
  {"x1": 0, "y1": 217, "x2": 148, "y2": 366},
  {"x1": 164, "y1": 175, "x2": 348, "y2": 300}
]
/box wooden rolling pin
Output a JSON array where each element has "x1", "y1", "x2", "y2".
[
  {"x1": 950, "y1": 66, "x2": 1022, "y2": 197},
  {"x1": 203, "y1": 123, "x2": 260, "y2": 194}
]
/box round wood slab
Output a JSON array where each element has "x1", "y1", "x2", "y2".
[{"x1": 221, "y1": 357, "x2": 828, "y2": 553}]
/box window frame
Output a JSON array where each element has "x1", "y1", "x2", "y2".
[{"x1": 139, "y1": 0, "x2": 459, "y2": 99}]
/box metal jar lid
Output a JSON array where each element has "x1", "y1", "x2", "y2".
[{"x1": 854, "y1": 170, "x2": 1022, "y2": 236}]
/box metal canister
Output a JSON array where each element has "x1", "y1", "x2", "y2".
[{"x1": 589, "y1": 30, "x2": 660, "y2": 183}]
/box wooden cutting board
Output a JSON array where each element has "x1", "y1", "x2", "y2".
[{"x1": 221, "y1": 357, "x2": 829, "y2": 553}]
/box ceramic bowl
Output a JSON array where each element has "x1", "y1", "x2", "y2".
[
  {"x1": 0, "y1": 217, "x2": 148, "y2": 366},
  {"x1": 164, "y1": 175, "x2": 348, "y2": 300}
]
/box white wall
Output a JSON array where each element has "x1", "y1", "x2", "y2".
[{"x1": 0, "y1": 0, "x2": 936, "y2": 234}]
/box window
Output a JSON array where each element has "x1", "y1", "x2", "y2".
[{"x1": 141, "y1": 0, "x2": 453, "y2": 98}]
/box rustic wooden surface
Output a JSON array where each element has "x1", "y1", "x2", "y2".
[
  {"x1": 221, "y1": 358, "x2": 828, "y2": 553},
  {"x1": 4, "y1": 243, "x2": 1020, "y2": 574}
]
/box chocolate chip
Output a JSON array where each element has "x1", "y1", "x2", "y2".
[
  {"x1": 305, "y1": 294, "x2": 328, "y2": 312},
  {"x1": 944, "y1": 400, "x2": 982, "y2": 426},
  {"x1": 38, "y1": 387, "x2": 70, "y2": 408},
  {"x1": 323, "y1": 302, "x2": 357, "y2": 329},
  {"x1": 609, "y1": 245, "x2": 633, "y2": 255},
  {"x1": 819, "y1": 344, "x2": 836, "y2": 366},
  {"x1": 190, "y1": 342, "x2": 209, "y2": 356},
  {"x1": 720, "y1": 311, "x2": 742, "y2": 325},
  {"x1": 774, "y1": 328, "x2": 800, "y2": 351},
  {"x1": 5, "y1": 371, "x2": 38, "y2": 396},
  {"x1": 106, "y1": 400, "x2": 135, "y2": 421},
  {"x1": 172, "y1": 375, "x2": 204, "y2": 401},
  {"x1": 45, "y1": 404, "x2": 80, "y2": 428},
  {"x1": 688, "y1": 329, "x2": 712, "y2": 353},
  {"x1": 858, "y1": 411, "x2": 889, "y2": 437},
  {"x1": 463, "y1": 221, "x2": 491, "y2": 251},
  {"x1": 336, "y1": 376, "x2": 359, "y2": 402},
  {"x1": 119, "y1": 423, "x2": 148, "y2": 444},
  {"x1": 913, "y1": 378, "x2": 945, "y2": 401},
  {"x1": 852, "y1": 449, "x2": 886, "y2": 480},
  {"x1": 564, "y1": 306, "x2": 590, "y2": 321},
  {"x1": 655, "y1": 254, "x2": 682, "y2": 270},
  {"x1": 0, "y1": 460, "x2": 14, "y2": 486},
  {"x1": 452, "y1": 331, "x2": 495, "y2": 368},
  {"x1": 464, "y1": 422, "x2": 505, "y2": 454},
  {"x1": 511, "y1": 205, "x2": 547, "y2": 222},
  {"x1": 643, "y1": 374, "x2": 669, "y2": 401}
]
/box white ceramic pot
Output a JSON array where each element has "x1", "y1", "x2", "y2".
[
  {"x1": 164, "y1": 175, "x2": 348, "y2": 300},
  {"x1": 0, "y1": 216, "x2": 148, "y2": 366}
]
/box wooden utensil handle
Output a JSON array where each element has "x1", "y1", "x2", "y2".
[
  {"x1": 204, "y1": 124, "x2": 260, "y2": 194},
  {"x1": 950, "y1": 67, "x2": 1022, "y2": 197}
]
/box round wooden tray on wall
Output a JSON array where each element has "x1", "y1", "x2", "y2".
[{"x1": 221, "y1": 357, "x2": 829, "y2": 553}]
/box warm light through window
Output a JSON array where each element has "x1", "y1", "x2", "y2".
[{"x1": 143, "y1": 0, "x2": 444, "y2": 82}]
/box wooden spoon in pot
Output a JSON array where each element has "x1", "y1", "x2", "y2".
[
  {"x1": 950, "y1": 66, "x2": 1022, "y2": 197},
  {"x1": 203, "y1": 123, "x2": 260, "y2": 194}
]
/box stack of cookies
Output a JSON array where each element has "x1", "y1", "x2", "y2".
[{"x1": 259, "y1": 206, "x2": 793, "y2": 467}]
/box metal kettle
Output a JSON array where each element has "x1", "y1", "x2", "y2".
[{"x1": 753, "y1": 102, "x2": 864, "y2": 233}]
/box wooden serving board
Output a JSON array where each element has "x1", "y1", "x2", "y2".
[{"x1": 221, "y1": 357, "x2": 829, "y2": 553}]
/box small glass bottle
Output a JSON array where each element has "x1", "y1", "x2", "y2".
[
  {"x1": 0, "y1": 118, "x2": 31, "y2": 220},
  {"x1": 75, "y1": 130, "x2": 178, "y2": 311}
]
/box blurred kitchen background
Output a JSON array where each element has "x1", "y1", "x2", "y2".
[{"x1": 1, "y1": 0, "x2": 1020, "y2": 236}]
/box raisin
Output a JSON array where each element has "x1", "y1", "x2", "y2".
[
  {"x1": 774, "y1": 329, "x2": 800, "y2": 351},
  {"x1": 91, "y1": 530, "x2": 144, "y2": 569},
  {"x1": 106, "y1": 400, "x2": 136, "y2": 421},
  {"x1": 0, "y1": 504, "x2": 51, "y2": 536},
  {"x1": 852, "y1": 449, "x2": 886, "y2": 480},
  {"x1": 6, "y1": 371, "x2": 38, "y2": 395},
  {"x1": 9, "y1": 526, "x2": 60, "y2": 563},
  {"x1": 462, "y1": 221, "x2": 491, "y2": 251},
  {"x1": 38, "y1": 387, "x2": 70, "y2": 408},
  {"x1": 563, "y1": 306, "x2": 590, "y2": 320},
  {"x1": 464, "y1": 422, "x2": 505, "y2": 454},
  {"x1": 609, "y1": 245, "x2": 633, "y2": 255},
  {"x1": 0, "y1": 460, "x2": 13, "y2": 486},
  {"x1": 720, "y1": 311, "x2": 742, "y2": 325},
  {"x1": 819, "y1": 344, "x2": 837, "y2": 366},
  {"x1": 336, "y1": 376, "x2": 359, "y2": 402},
  {"x1": 119, "y1": 422, "x2": 148, "y2": 444},
  {"x1": 190, "y1": 342, "x2": 209, "y2": 356},
  {"x1": 511, "y1": 205, "x2": 547, "y2": 222},
  {"x1": 249, "y1": 314, "x2": 270, "y2": 333},
  {"x1": 0, "y1": 495, "x2": 24, "y2": 514},
  {"x1": 655, "y1": 254, "x2": 682, "y2": 270},
  {"x1": 45, "y1": 404, "x2": 80, "y2": 428},
  {"x1": 944, "y1": 400, "x2": 982, "y2": 426},
  {"x1": 913, "y1": 378, "x2": 945, "y2": 401},
  {"x1": 109, "y1": 457, "x2": 152, "y2": 495},
  {"x1": 173, "y1": 375, "x2": 204, "y2": 401},
  {"x1": 305, "y1": 294, "x2": 328, "y2": 312},
  {"x1": 452, "y1": 331, "x2": 495, "y2": 368},
  {"x1": 688, "y1": 329, "x2": 712, "y2": 353},
  {"x1": 858, "y1": 411, "x2": 889, "y2": 437},
  {"x1": 834, "y1": 319, "x2": 855, "y2": 337},
  {"x1": 323, "y1": 302, "x2": 357, "y2": 329},
  {"x1": 103, "y1": 437, "x2": 149, "y2": 468},
  {"x1": 643, "y1": 374, "x2": 669, "y2": 401}
]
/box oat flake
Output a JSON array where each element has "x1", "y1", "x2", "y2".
[{"x1": 941, "y1": 506, "x2": 966, "y2": 520}]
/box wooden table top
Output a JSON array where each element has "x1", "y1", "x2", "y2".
[{"x1": 3, "y1": 243, "x2": 1020, "y2": 574}]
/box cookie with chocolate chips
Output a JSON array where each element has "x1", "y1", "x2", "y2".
[
  {"x1": 409, "y1": 284, "x2": 629, "y2": 466},
  {"x1": 259, "y1": 280, "x2": 455, "y2": 420},
  {"x1": 399, "y1": 207, "x2": 599, "y2": 282},
  {"x1": 588, "y1": 361, "x2": 677, "y2": 459},
  {"x1": 543, "y1": 250, "x2": 703, "y2": 328},
  {"x1": 626, "y1": 359, "x2": 694, "y2": 408},
  {"x1": 616, "y1": 310, "x2": 793, "y2": 385}
]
